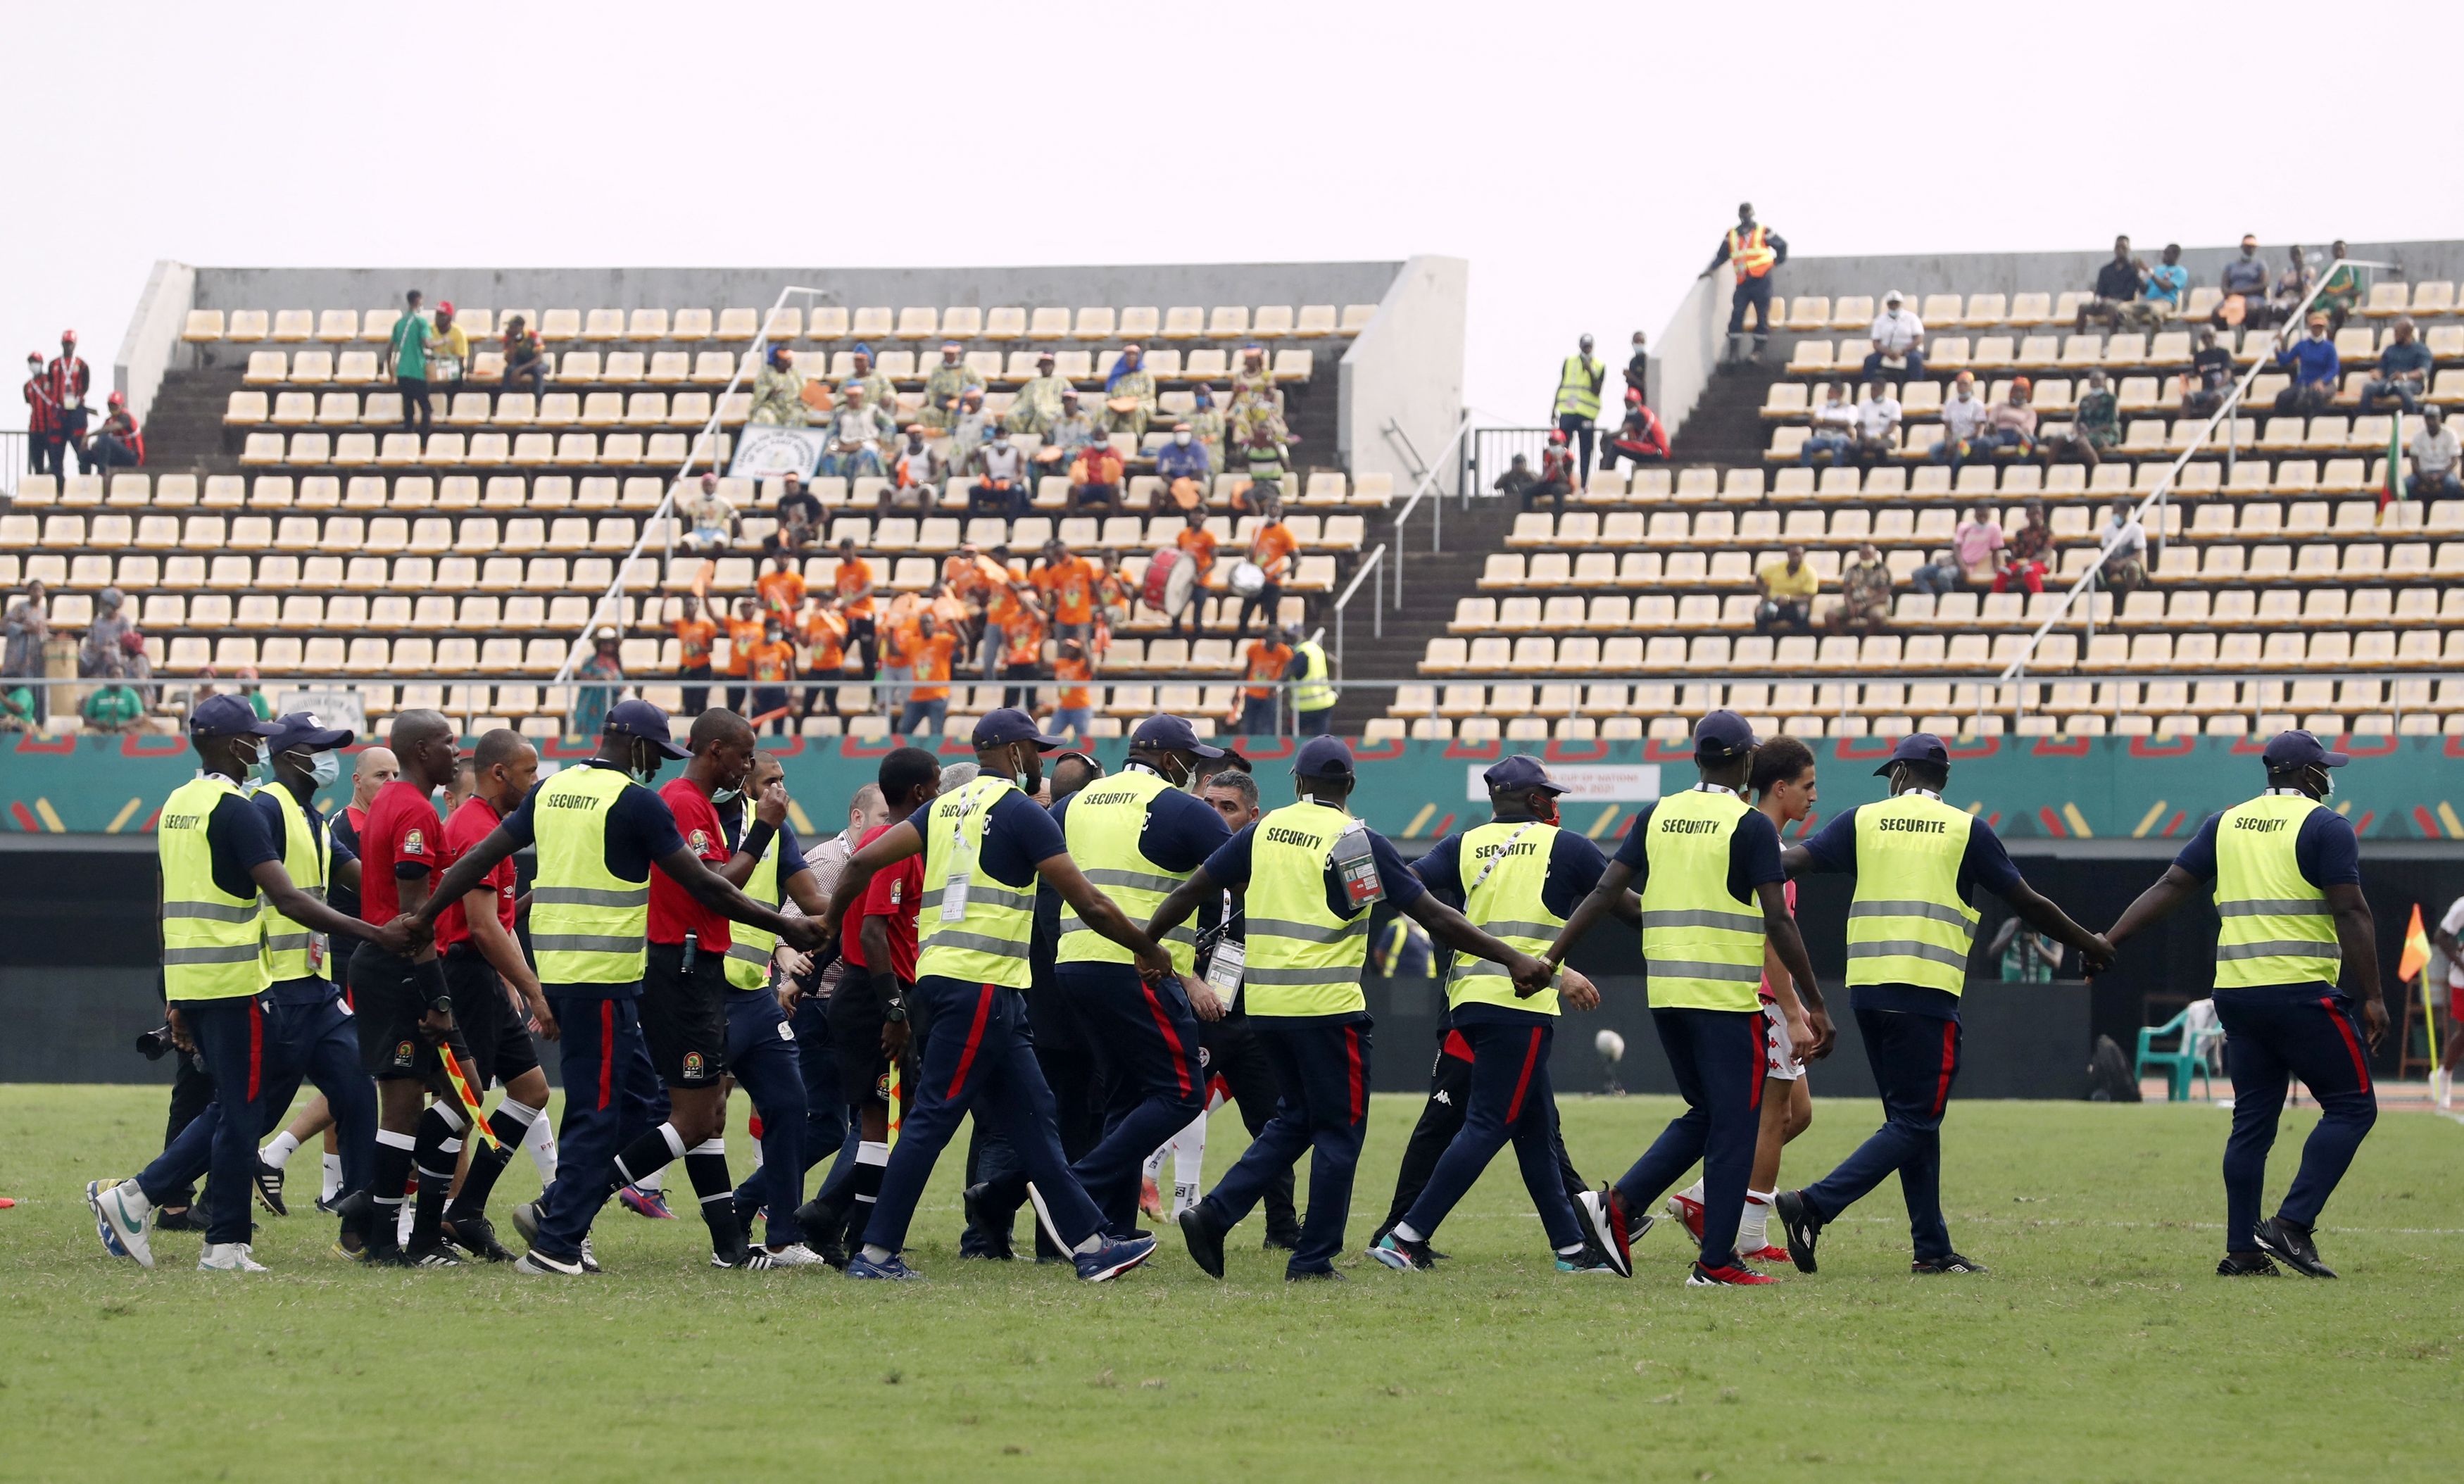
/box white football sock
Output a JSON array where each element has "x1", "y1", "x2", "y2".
[
  {"x1": 1740, "y1": 1188, "x2": 1775, "y2": 1250},
  {"x1": 1168, "y1": 1109, "x2": 1208, "y2": 1192},
  {"x1": 262, "y1": 1131, "x2": 301, "y2": 1168},
  {"x1": 523, "y1": 1111, "x2": 558, "y2": 1183},
  {"x1": 319, "y1": 1152, "x2": 343, "y2": 1205}
]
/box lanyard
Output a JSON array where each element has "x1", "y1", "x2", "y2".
[
  {"x1": 1901, "y1": 788, "x2": 1943, "y2": 801},
  {"x1": 1694, "y1": 782, "x2": 1740, "y2": 798},
  {"x1": 1467, "y1": 819, "x2": 1542, "y2": 895}
]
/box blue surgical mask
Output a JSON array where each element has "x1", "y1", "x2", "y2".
[
  {"x1": 302, "y1": 749, "x2": 341, "y2": 789},
  {"x1": 712, "y1": 786, "x2": 742, "y2": 806}
]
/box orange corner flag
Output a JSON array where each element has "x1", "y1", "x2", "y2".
[{"x1": 2399, "y1": 903, "x2": 2430, "y2": 984}]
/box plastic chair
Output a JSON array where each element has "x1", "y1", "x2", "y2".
[{"x1": 2133, "y1": 999, "x2": 2223, "y2": 1101}]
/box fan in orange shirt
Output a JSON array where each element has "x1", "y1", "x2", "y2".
[
  {"x1": 1235, "y1": 629, "x2": 1296, "y2": 736},
  {"x1": 746, "y1": 617, "x2": 798, "y2": 735},
  {"x1": 723, "y1": 596, "x2": 765, "y2": 712},
  {"x1": 833, "y1": 534, "x2": 879, "y2": 678},
  {"x1": 897, "y1": 611, "x2": 960, "y2": 736},
  {"x1": 1036, "y1": 540, "x2": 1098, "y2": 641},
  {"x1": 1000, "y1": 589, "x2": 1048, "y2": 710},
  {"x1": 757, "y1": 551, "x2": 807, "y2": 625},
  {"x1": 1238, "y1": 498, "x2": 1298, "y2": 640},
  {"x1": 798, "y1": 593, "x2": 848, "y2": 719},
  {"x1": 674, "y1": 591, "x2": 719, "y2": 715},
  {"x1": 1050, "y1": 636, "x2": 1096, "y2": 740},
  {"x1": 1171, "y1": 508, "x2": 1217, "y2": 639}
]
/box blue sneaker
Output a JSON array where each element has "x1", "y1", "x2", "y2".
[
  {"x1": 1074, "y1": 1232, "x2": 1157, "y2": 1283},
  {"x1": 845, "y1": 1252, "x2": 923, "y2": 1281}
]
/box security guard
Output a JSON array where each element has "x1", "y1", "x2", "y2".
[
  {"x1": 1550, "y1": 333, "x2": 1606, "y2": 484},
  {"x1": 1702, "y1": 201, "x2": 1788, "y2": 363},
  {"x1": 824, "y1": 708, "x2": 1171, "y2": 1283},
  {"x1": 89, "y1": 695, "x2": 394, "y2": 1272},
  {"x1": 1290, "y1": 631, "x2": 1338, "y2": 737},
  {"x1": 969, "y1": 714, "x2": 1231, "y2": 1242},
  {"x1": 1770, "y1": 733, "x2": 2110, "y2": 1277},
  {"x1": 405, "y1": 699, "x2": 822, "y2": 1276},
  {"x1": 2105, "y1": 730, "x2": 2385, "y2": 1278},
  {"x1": 1370, "y1": 756, "x2": 1616, "y2": 1275},
  {"x1": 1151, "y1": 736, "x2": 1553, "y2": 1281}
]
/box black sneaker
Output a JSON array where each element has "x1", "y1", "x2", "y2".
[
  {"x1": 251, "y1": 1159, "x2": 289, "y2": 1217},
  {"x1": 330, "y1": 1189, "x2": 372, "y2": 1256},
  {"x1": 1369, "y1": 1231, "x2": 1435, "y2": 1271},
  {"x1": 791, "y1": 1194, "x2": 844, "y2": 1247},
  {"x1": 2252, "y1": 1216, "x2": 2337, "y2": 1278},
  {"x1": 962, "y1": 1183, "x2": 1016, "y2": 1262},
  {"x1": 394, "y1": 1245, "x2": 464, "y2": 1269},
  {"x1": 154, "y1": 1206, "x2": 202, "y2": 1233},
  {"x1": 1911, "y1": 1252, "x2": 1990, "y2": 1274},
  {"x1": 1287, "y1": 1267, "x2": 1346, "y2": 1282},
  {"x1": 1771, "y1": 1189, "x2": 1823, "y2": 1274},
  {"x1": 1262, "y1": 1231, "x2": 1300, "y2": 1252},
  {"x1": 811, "y1": 1237, "x2": 849, "y2": 1270},
  {"x1": 1178, "y1": 1205, "x2": 1228, "y2": 1280},
  {"x1": 441, "y1": 1214, "x2": 516, "y2": 1263},
  {"x1": 2216, "y1": 1252, "x2": 2280, "y2": 1277}
]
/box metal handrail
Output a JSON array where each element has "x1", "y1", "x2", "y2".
[
  {"x1": 1330, "y1": 543, "x2": 1386, "y2": 673},
  {"x1": 553, "y1": 283, "x2": 826, "y2": 683},
  {"x1": 1992, "y1": 258, "x2": 2397, "y2": 714},
  {"x1": 1387, "y1": 410, "x2": 1476, "y2": 612}
]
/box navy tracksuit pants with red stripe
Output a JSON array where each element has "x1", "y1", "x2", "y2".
[
  {"x1": 1200, "y1": 1013, "x2": 1373, "y2": 1276},
  {"x1": 1615, "y1": 1005, "x2": 1766, "y2": 1268},
  {"x1": 1397, "y1": 1005, "x2": 1583, "y2": 1251},
  {"x1": 534, "y1": 992, "x2": 666, "y2": 1259},
  {"x1": 2213, "y1": 983, "x2": 2377, "y2": 1249},
  {"x1": 135, "y1": 996, "x2": 275, "y2": 1246},
  {"x1": 1063, "y1": 964, "x2": 1206, "y2": 1238},
  {"x1": 1802, "y1": 1005, "x2": 1963, "y2": 1262}
]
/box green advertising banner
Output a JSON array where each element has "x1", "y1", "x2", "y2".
[{"x1": 9, "y1": 733, "x2": 2464, "y2": 845}]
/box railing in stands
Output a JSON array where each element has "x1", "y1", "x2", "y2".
[
  {"x1": 1385, "y1": 410, "x2": 1477, "y2": 612},
  {"x1": 1328, "y1": 543, "x2": 1385, "y2": 674},
  {"x1": 0, "y1": 432, "x2": 24, "y2": 501},
  {"x1": 552, "y1": 282, "x2": 823, "y2": 685},
  {"x1": 1991, "y1": 258, "x2": 2399, "y2": 721}
]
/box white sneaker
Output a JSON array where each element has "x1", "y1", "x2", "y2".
[
  {"x1": 89, "y1": 1178, "x2": 154, "y2": 1269},
  {"x1": 755, "y1": 1243, "x2": 832, "y2": 1268},
  {"x1": 198, "y1": 1242, "x2": 268, "y2": 1272}
]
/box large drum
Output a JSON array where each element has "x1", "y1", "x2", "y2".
[
  {"x1": 1141, "y1": 545, "x2": 1198, "y2": 616},
  {"x1": 1228, "y1": 560, "x2": 1269, "y2": 598}
]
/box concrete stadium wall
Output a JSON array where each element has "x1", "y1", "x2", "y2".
[
  {"x1": 1763, "y1": 238, "x2": 2464, "y2": 306},
  {"x1": 1338, "y1": 255, "x2": 1470, "y2": 493},
  {"x1": 113, "y1": 259, "x2": 195, "y2": 425},
  {"x1": 1649, "y1": 265, "x2": 1728, "y2": 440}
]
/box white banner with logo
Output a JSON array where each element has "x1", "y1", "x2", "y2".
[
  {"x1": 1465, "y1": 763, "x2": 1661, "y2": 803},
  {"x1": 727, "y1": 426, "x2": 826, "y2": 480},
  {"x1": 272, "y1": 688, "x2": 367, "y2": 737}
]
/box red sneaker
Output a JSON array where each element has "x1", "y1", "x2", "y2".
[
  {"x1": 1139, "y1": 1177, "x2": 1165, "y2": 1221},
  {"x1": 1687, "y1": 1261, "x2": 1778, "y2": 1285},
  {"x1": 1741, "y1": 1244, "x2": 1793, "y2": 1264},
  {"x1": 618, "y1": 1184, "x2": 676, "y2": 1220},
  {"x1": 1664, "y1": 1193, "x2": 1706, "y2": 1242}
]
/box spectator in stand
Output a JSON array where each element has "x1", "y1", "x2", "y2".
[
  {"x1": 1236, "y1": 627, "x2": 1297, "y2": 736},
  {"x1": 2359, "y1": 317, "x2": 2430, "y2": 415},
  {"x1": 2042, "y1": 368, "x2": 2120, "y2": 468},
  {"x1": 820, "y1": 382, "x2": 893, "y2": 478},
  {"x1": 2314, "y1": 240, "x2": 2365, "y2": 331},
  {"x1": 82, "y1": 667, "x2": 146, "y2": 734},
  {"x1": 23, "y1": 351, "x2": 63, "y2": 476},
  {"x1": 0, "y1": 683, "x2": 35, "y2": 732},
  {"x1": 1931, "y1": 372, "x2": 1992, "y2": 467},
  {"x1": 886, "y1": 425, "x2": 940, "y2": 512},
  {"x1": 975, "y1": 574, "x2": 1022, "y2": 682},
  {"x1": 2181, "y1": 327, "x2": 2236, "y2": 417},
  {"x1": 1156, "y1": 421, "x2": 1211, "y2": 508},
  {"x1": 1704, "y1": 201, "x2": 1786, "y2": 363},
  {"x1": 673, "y1": 593, "x2": 716, "y2": 715},
  {"x1": 1007, "y1": 350, "x2": 1069, "y2": 435},
  {"x1": 920, "y1": 341, "x2": 983, "y2": 432},
  {"x1": 77, "y1": 586, "x2": 132, "y2": 677},
  {"x1": 750, "y1": 343, "x2": 809, "y2": 427},
  {"x1": 500, "y1": 314, "x2": 547, "y2": 396},
  {"x1": 1954, "y1": 505, "x2": 2006, "y2": 585},
  {"x1": 722, "y1": 596, "x2": 762, "y2": 714},
  {"x1": 1050, "y1": 637, "x2": 1095, "y2": 740},
  {"x1": 1974, "y1": 377, "x2": 2037, "y2": 461},
  {"x1": 1754, "y1": 546, "x2": 1818, "y2": 634},
  {"x1": 2408, "y1": 407, "x2": 2463, "y2": 499},
  {"x1": 1230, "y1": 344, "x2": 1283, "y2": 425},
  {"x1": 4, "y1": 579, "x2": 48, "y2": 727},
  {"x1": 1994, "y1": 499, "x2": 2054, "y2": 595},
  {"x1": 1828, "y1": 543, "x2": 1893, "y2": 633},
  {"x1": 838, "y1": 346, "x2": 893, "y2": 414},
  {"x1": 2266, "y1": 245, "x2": 2314, "y2": 330},
  {"x1": 2098, "y1": 499, "x2": 2148, "y2": 593},
  {"x1": 1171, "y1": 508, "x2": 1217, "y2": 639},
  {"x1": 1239, "y1": 496, "x2": 1297, "y2": 641},
  {"x1": 1599, "y1": 391, "x2": 1669, "y2": 473},
  {"x1": 970, "y1": 425, "x2": 1029, "y2": 517},
  {"x1": 1853, "y1": 379, "x2": 1902, "y2": 466},
  {"x1": 1623, "y1": 330, "x2": 1649, "y2": 401},
  {"x1": 874, "y1": 596, "x2": 915, "y2": 720},
  {"x1": 1909, "y1": 548, "x2": 1963, "y2": 597},
  {"x1": 1037, "y1": 389, "x2": 1100, "y2": 479},
  {"x1": 998, "y1": 586, "x2": 1048, "y2": 710},
  {"x1": 1801, "y1": 382, "x2": 1856, "y2": 467},
  {"x1": 833, "y1": 535, "x2": 879, "y2": 679},
  {"x1": 48, "y1": 329, "x2": 92, "y2": 466},
  {"x1": 1103, "y1": 344, "x2": 1158, "y2": 441},
  {"x1": 798, "y1": 591, "x2": 849, "y2": 720},
  {"x1": 1863, "y1": 291, "x2": 1925, "y2": 382},
  {"x1": 1067, "y1": 435, "x2": 1124, "y2": 515},
  {"x1": 683, "y1": 472, "x2": 738, "y2": 553},
  {"x1": 2272, "y1": 312, "x2": 2340, "y2": 416},
  {"x1": 118, "y1": 629, "x2": 156, "y2": 710},
  {"x1": 2127, "y1": 244, "x2": 2190, "y2": 330},
  {"x1": 570, "y1": 628, "x2": 624, "y2": 739},
  {"x1": 1549, "y1": 333, "x2": 1607, "y2": 484},
  {"x1": 1491, "y1": 452, "x2": 1537, "y2": 505},
  {"x1": 746, "y1": 617, "x2": 797, "y2": 734},
  {"x1": 1036, "y1": 540, "x2": 1098, "y2": 646},
  {"x1": 78, "y1": 391, "x2": 143, "y2": 474},
  {"x1": 228, "y1": 663, "x2": 268, "y2": 720},
  {"x1": 757, "y1": 551, "x2": 806, "y2": 627},
  {"x1": 2077, "y1": 237, "x2": 2145, "y2": 334},
  {"x1": 767, "y1": 472, "x2": 822, "y2": 556},
  {"x1": 427, "y1": 301, "x2": 469, "y2": 392},
  {"x1": 895, "y1": 610, "x2": 957, "y2": 735},
  {"x1": 1527, "y1": 429, "x2": 1577, "y2": 512},
  {"x1": 948, "y1": 388, "x2": 993, "y2": 469},
  {"x1": 1186, "y1": 382, "x2": 1226, "y2": 464},
  {"x1": 2216, "y1": 235, "x2": 2270, "y2": 328},
  {"x1": 385, "y1": 291, "x2": 432, "y2": 433}
]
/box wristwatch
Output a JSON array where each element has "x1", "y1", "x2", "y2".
[{"x1": 884, "y1": 1000, "x2": 908, "y2": 1024}]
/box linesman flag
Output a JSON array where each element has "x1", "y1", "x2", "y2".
[{"x1": 2399, "y1": 902, "x2": 2430, "y2": 985}]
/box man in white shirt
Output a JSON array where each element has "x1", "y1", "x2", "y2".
[
  {"x1": 1861, "y1": 291, "x2": 1926, "y2": 382},
  {"x1": 2097, "y1": 498, "x2": 2147, "y2": 592},
  {"x1": 1930, "y1": 372, "x2": 1991, "y2": 468},
  {"x1": 1800, "y1": 384, "x2": 1858, "y2": 467},
  {"x1": 1853, "y1": 381, "x2": 1902, "y2": 465},
  {"x1": 2407, "y1": 407, "x2": 2463, "y2": 500}
]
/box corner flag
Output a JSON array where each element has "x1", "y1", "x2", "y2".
[{"x1": 2399, "y1": 902, "x2": 2430, "y2": 984}]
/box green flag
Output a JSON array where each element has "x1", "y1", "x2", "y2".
[{"x1": 2384, "y1": 406, "x2": 2403, "y2": 510}]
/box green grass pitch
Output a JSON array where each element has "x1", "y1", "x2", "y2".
[{"x1": 2, "y1": 1085, "x2": 2458, "y2": 1481}]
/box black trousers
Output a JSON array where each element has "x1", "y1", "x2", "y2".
[
  {"x1": 1728, "y1": 275, "x2": 1774, "y2": 336},
  {"x1": 1202, "y1": 1011, "x2": 1300, "y2": 1244},
  {"x1": 1555, "y1": 413, "x2": 1597, "y2": 484},
  {"x1": 1236, "y1": 581, "x2": 1283, "y2": 638},
  {"x1": 158, "y1": 1050, "x2": 218, "y2": 1208},
  {"x1": 398, "y1": 375, "x2": 432, "y2": 432},
  {"x1": 1376, "y1": 1023, "x2": 1584, "y2": 1241},
  {"x1": 679, "y1": 665, "x2": 711, "y2": 717}
]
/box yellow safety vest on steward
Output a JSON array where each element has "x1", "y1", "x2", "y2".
[
  {"x1": 159, "y1": 773, "x2": 275, "y2": 1002},
  {"x1": 1243, "y1": 799, "x2": 1369, "y2": 1017},
  {"x1": 724, "y1": 799, "x2": 784, "y2": 991},
  {"x1": 1728, "y1": 225, "x2": 1777, "y2": 278},
  {"x1": 1447, "y1": 818, "x2": 1561, "y2": 1016},
  {"x1": 917, "y1": 774, "x2": 1036, "y2": 988},
  {"x1": 1057, "y1": 765, "x2": 1200, "y2": 976},
  {"x1": 1637, "y1": 786, "x2": 1764, "y2": 1011},
  {"x1": 1844, "y1": 789, "x2": 1982, "y2": 996},
  {"x1": 1553, "y1": 355, "x2": 1603, "y2": 421},
  {"x1": 2212, "y1": 791, "x2": 2339, "y2": 990},
  {"x1": 530, "y1": 762, "x2": 651, "y2": 986},
  {"x1": 254, "y1": 781, "x2": 330, "y2": 983},
  {"x1": 1292, "y1": 642, "x2": 1336, "y2": 714}
]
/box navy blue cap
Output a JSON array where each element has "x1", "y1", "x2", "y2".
[
  {"x1": 1293, "y1": 735, "x2": 1356, "y2": 779},
  {"x1": 264, "y1": 710, "x2": 355, "y2": 754},
  {"x1": 2262, "y1": 729, "x2": 2350, "y2": 770},
  {"x1": 1484, "y1": 755, "x2": 1569, "y2": 796},
  {"x1": 1131, "y1": 713, "x2": 1226, "y2": 760},
  {"x1": 972, "y1": 707, "x2": 1070, "y2": 750},
  {"x1": 1871, "y1": 732, "x2": 1950, "y2": 776},
  {"x1": 1692, "y1": 709, "x2": 1759, "y2": 760},
  {"x1": 189, "y1": 693, "x2": 283, "y2": 739},
  {"x1": 604, "y1": 698, "x2": 690, "y2": 758}
]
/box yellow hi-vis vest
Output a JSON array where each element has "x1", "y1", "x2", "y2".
[
  {"x1": 1728, "y1": 225, "x2": 1776, "y2": 278},
  {"x1": 159, "y1": 773, "x2": 275, "y2": 1002},
  {"x1": 1243, "y1": 798, "x2": 1369, "y2": 1017},
  {"x1": 724, "y1": 800, "x2": 784, "y2": 991},
  {"x1": 1292, "y1": 643, "x2": 1335, "y2": 714},
  {"x1": 2213, "y1": 791, "x2": 2339, "y2": 989},
  {"x1": 1553, "y1": 354, "x2": 1603, "y2": 421},
  {"x1": 529, "y1": 763, "x2": 652, "y2": 986},
  {"x1": 255, "y1": 781, "x2": 330, "y2": 984},
  {"x1": 1637, "y1": 786, "x2": 1764, "y2": 1011},
  {"x1": 916, "y1": 774, "x2": 1036, "y2": 988},
  {"x1": 1446, "y1": 817, "x2": 1561, "y2": 1016},
  {"x1": 1844, "y1": 790, "x2": 1982, "y2": 995},
  {"x1": 1057, "y1": 765, "x2": 1200, "y2": 976}
]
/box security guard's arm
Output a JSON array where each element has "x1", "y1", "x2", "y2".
[
  {"x1": 1145, "y1": 866, "x2": 1217, "y2": 947},
  {"x1": 2326, "y1": 882, "x2": 2388, "y2": 1048},
  {"x1": 2001, "y1": 877, "x2": 2114, "y2": 973},
  {"x1": 1402, "y1": 891, "x2": 1552, "y2": 996},
  {"x1": 250, "y1": 858, "x2": 384, "y2": 950},
  {"x1": 655, "y1": 843, "x2": 824, "y2": 952},
  {"x1": 1040, "y1": 851, "x2": 1173, "y2": 981},
  {"x1": 334, "y1": 856, "x2": 363, "y2": 893},
  {"x1": 410, "y1": 823, "x2": 524, "y2": 936},
  {"x1": 1757, "y1": 880, "x2": 1834, "y2": 1060},
  {"x1": 1545, "y1": 858, "x2": 1635, "y2": 970},
  {"x1": 2105, "y1": 864, "x2": 2199, "y2": 950},
  {"x1": 1780, "y1": 843, "x2": 1814, "y2": 879}
]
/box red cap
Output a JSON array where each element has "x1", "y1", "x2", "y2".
[
  {"x1": 107, "y1": 391, "x2": 125, "y2": 408},
  {"x1": 436, "y1": 301, "x2": 455, "y2": 315},
  {"x1": 61, "y1": 329, "x2": 76, "y2": 343}
]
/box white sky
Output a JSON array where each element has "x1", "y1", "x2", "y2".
[{"x1": 8, "y1": 0, "x2": 2460, "y2": 434}]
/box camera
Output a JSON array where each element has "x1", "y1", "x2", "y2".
[{"x1": 136, "y1": 1024, "x2": 178, "y2": 1061}]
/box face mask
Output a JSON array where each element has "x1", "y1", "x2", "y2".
[
  {"x1": 248, "y1": 744, "x2": 275, "y2": 784},
  {"x1": 712, "y1": 785, "x2": 742, "y2": 806},
  {"x1": 1174, "y1": 432, "x2": 1190, "y2": 445},
  {"x1": 301, "y1": 749, "x2": 341, "y2": 788},
  {"x1": 626, "y1": 742, "x2": 657, "y2": 787}
]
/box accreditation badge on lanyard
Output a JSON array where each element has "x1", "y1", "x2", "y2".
[
  {"x1": 940, "y1": 783, "x2": 991, "y2": 924},
  {"x1": 1332, "y1": 821, "x2": 1384, "y2": 907},
  {"x1": 1203, "y1": 891, "x2": 1246, "y2": 999},
  {"x1": 306, "y1": 932, "x2": 328, "y2": 976}
]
